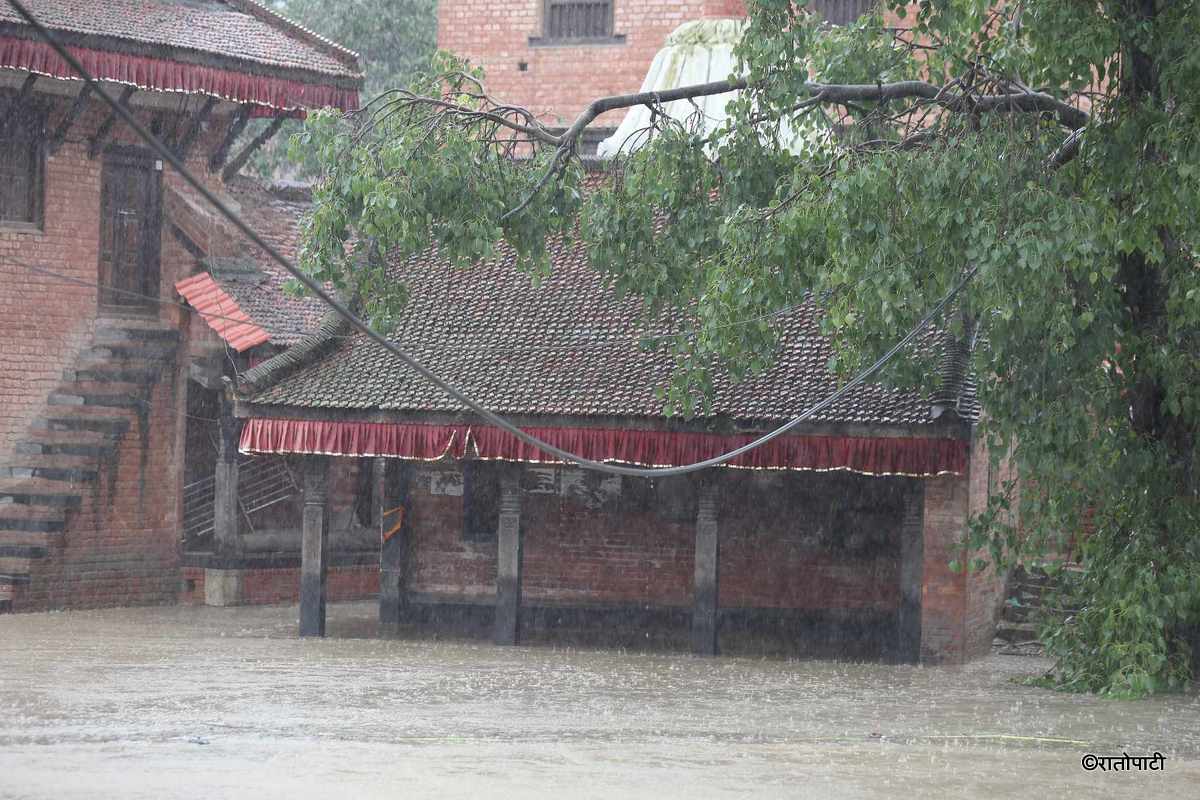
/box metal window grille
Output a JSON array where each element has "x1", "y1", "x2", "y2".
[
  {"x1": 543, "y1": 0, "x2": 613, "y2": 40},
  {"x1": 182, "y1": 455, "x2": 300, "y2": 543}
]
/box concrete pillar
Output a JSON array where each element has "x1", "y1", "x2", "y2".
[
  {"x1": 300, "y1": 455, "x2": 329, "y2": 638},
  {"x1": 692, "y1": 476, "x2": 720, "y2": 656},
  {"x1": 493, "y1": 463, "x2": 523, "y2": 646},
  {"x1": 379, "y1": 460, "x2": 411, "y2": 625},
  {"x1": 213, "y1": 393, "x2": 242, "y2": 557}
]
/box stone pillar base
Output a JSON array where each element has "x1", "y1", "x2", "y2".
[{"x1": 203, "y1": 568, "x2": 244, "y2": 607}]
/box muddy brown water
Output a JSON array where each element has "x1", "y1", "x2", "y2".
[{"x1": 1, "y1": 603, "x2": 1198, "y2": 799}]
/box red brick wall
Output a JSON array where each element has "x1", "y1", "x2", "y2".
[
  {"x1": 405, "y1": 462, "x2": 908, "y2": 612},
  {"x1": 179, "y1": 565, "x2": 379, "y2": 606},
  {"x1": 919, "y1": 430, "x2": 1005, "y2": 663},
  {"x1": 437, "y1": 0, "x2": 722, "y2": 125},
  {"x1": 1, "y1": 88, "x2": 258, "y2": 611},
  {"x1": 436, "y1": 1, "x2": 918, "y2": 126}
]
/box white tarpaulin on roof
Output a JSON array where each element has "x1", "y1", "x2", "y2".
[{"x1": 596, "y1": 18, "x2": 814, "y2": 158}]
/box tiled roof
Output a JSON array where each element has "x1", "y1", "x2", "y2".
[
  {"x1": 217, "y1": 179, "x2": 326, "y2": 346},
  {"x1": 174, "y1": 178, "x2": 325, "y2": 348},
  {"x1": 240, "y1": 235, "x2": 969, "y2": 430},
  {"x1": 176, "y1": 271, "x2": 271, "y2": 351},
  {"x1": 0, "y1": 0, "x2": 361, "y2": 82}
]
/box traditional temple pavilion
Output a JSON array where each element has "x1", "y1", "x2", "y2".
[{"x1": 221, "y1": 229, "x2": 1005, "y2": 664}]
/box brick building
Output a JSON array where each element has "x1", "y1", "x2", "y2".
[
  {"x1": 0, "y1": 0, "x2": 363, "y2": 612},
  {"x1": 437, "y1": 0, "x2": 877, "y2": 127},
  {"x1": 1, "y1": 0, "x2": 1007, "y2": 664},
  {"x1": 220, "y1": 206, "x2": 1004, "y2": 662}
]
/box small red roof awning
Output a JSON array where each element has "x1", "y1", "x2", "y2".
[
  {"x1": 240, "y1": 418, "x2": 970, "y2": 477},
  {"x1": 176, "y1": 273, "x2": 270, "y2": 352},
  {"x1": 0, "y1": 35, "x2": 359, "y2": 112}
]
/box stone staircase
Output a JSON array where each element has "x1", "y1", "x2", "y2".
[
  {"x1": 994, "y1": 562, "x2": 1081, "y2": 655},
  {"x1": 0, "y1": 317, "x2": 179, "y2": 612}
]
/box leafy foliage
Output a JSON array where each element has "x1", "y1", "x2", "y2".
[
  {"x1": 296, "y1": 0, "x2": 1200, "y2": 695},
  {"x1": 241, "y1": 0, "x2": 438, "y2": 180}
]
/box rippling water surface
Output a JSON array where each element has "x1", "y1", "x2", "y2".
[{"x1": 1, "y1": 602, "x2": 1197, "y2": 799}]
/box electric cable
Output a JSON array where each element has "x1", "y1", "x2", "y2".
[
  {"x1": 15, "y1": 259, "x2": 809, "y2": 353},
  {"x1": 6, "y1": 0, "x2": 977, "y2": 478}
]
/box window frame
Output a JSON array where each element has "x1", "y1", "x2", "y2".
[
  {"x1": 530, "y1": 0, "x2": 625, "y2": 47},
  {"x1": 0, "y1": 96, "x2": 47, "y2": 231}
]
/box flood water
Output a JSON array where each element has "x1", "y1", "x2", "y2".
[{"x1": 1, "y1": 603, "x2": 1197, "y2": 799}]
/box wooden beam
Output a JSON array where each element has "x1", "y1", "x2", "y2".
[
  {"x1": 379, "y1": 460, "x2": 412, "y2": 625},
  {"x1": 222, "y1": 115, "x2": 286, "y2": 182},
  {"x1": 174, "y1": 96, "x2": 219, "y2": 161},
  {"x1": 207, "y1": 103, "x2": 254, "y2": 173},
  {"x1": 170, "y1": 223, "x2": 206, "y2": 261},
  {"x1": 213, "y1": 392, "x2": 243, "y2": 558},
  {"x1": 691, "y1": 477, "x2": 720, "y2": 656},
  {"x1": 48, "y1": 83, "x2": 92, "y2": 154},
  {"x1": 299, "y1": 456, "x2": 329, "y2": 637},
  {"x1": 88, "y1": 86, "x2": 136, "y2": 159},
  {"x1": 493, "y1": 464, "x2": 523, "y2": 646}
]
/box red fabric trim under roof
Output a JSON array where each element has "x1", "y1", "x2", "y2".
[
  {"x1": 177, "y1": 273, "x2": 271, "y2": 352},
  {"x1": 240, "y1": 418, "x2": 970, "y2": 477},
  {"x1": 0, "y1": 35, "x2": 358, "y2": 112}
]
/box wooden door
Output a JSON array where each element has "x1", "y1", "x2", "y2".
[{"x1": 99, "y1": 149, "x2": 161, "y2": 309}]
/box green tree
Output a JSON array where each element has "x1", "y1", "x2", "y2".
[
  {"x1": 294, "y1": 1, "x2": 1200, "y2": 696},
  {"x1": 243, "y1": 0, "x2": 437, "y2": 179},
  {"x1": 269, "y1": 0, "x2": 437, "y2": 97}
]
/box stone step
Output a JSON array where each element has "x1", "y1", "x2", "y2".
[
  {"x1": 85, "y1": 342, "x2": 178, "y2": 364},
  {"x1": 0, "y1": 551, "x2": 44, "y2": 574},
  {"x1": 65, "y1": 364, "x2": 160, "y2": 384},
  {"x1": 32, "y1": 409, "x2": 136, "y2": 435},
  {"x1": 1, "y1": 453, "x2": 99, "y2": 471},
  {"x1": 995, "y1": 621, "x2": 1039, "y2": 643},
  {"x1": 0, "y1": 573, "x2": 30, "y2": 587},
  {"x1": 0, "y1": 479, "x2": 84, "y2": 510},
  {"x1": 0, "y1": 528, "x2": 58, "y2": 550},
  {"x1": 16, "y1": 437, "x2": 116, "y2": 459},
  {"x1": 0, "y1": 465, "x2": 98, "y2": 484},
  {"x1": 93, "y1": 324, "x2": 181, "y2": 344},
  {"x1": 0, "y1": 505, "x2": 67, "y2": 533},
  {"x1": 59, "y1": 379, "x2": 152, "y2": 397},
  {"x1": 48, "y1": 390, "x2": 149, "y2": 410}
]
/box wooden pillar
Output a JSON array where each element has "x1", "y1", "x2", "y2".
[
  {"x1": 493, "y1": 464, "x2": 523, "y2": 646},
  {"x1": 300, "y1": 456, "x2": 330, "y2": 637},
  {"x1": 692, "y1": 475, "x2": 720, "y2": 656},
  {"x1": 213, "y1": 393, "x2": 241, "y2": 556},
  {"x1": 379, "y1": 460, "x2": 412, "y2": 625}
]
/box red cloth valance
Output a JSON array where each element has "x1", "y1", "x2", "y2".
[
  {"x1": 0, "y1": 36, "x2": 358, "y2": 112},
  {"x1": 240, "y1": 418, "x2": 969, "y2": 477}
]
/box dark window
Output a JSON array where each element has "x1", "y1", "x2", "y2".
[
  {"x1": 810, "y1": 0, "x2": 877, "y2": 26},
  {"x1": 0, "y1": 100, "x2": 45, "y2": 227},
  {"x1": 463, "y1": 461, "x2": 500, "y2": 542},
  {"x1": 542, "y1": 0, "x2": 614, "y2": 41}
]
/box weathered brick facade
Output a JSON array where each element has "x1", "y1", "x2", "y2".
[
  {"x1": 437, "y1": 0, "x2": 745, "y2": 125},
  {"x1": 0, "y1": 97, "x2": 220, "y2": 611},
  {"x1": 435, "y1": 0, "x2": 914, "y2": 126},
  {"x1": 0, "y1": 91, "x2": 373, "y2": 613},
  {"x1": 382, "y1": 459, "x2": 958, "y2": 659}
]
